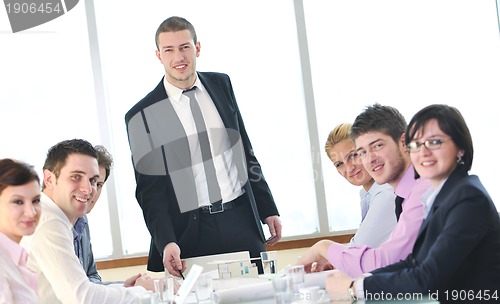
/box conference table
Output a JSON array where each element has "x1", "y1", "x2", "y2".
[
  {"x1": 182, "y1": 271, "x2": 440, "y2": 304},
  {"x1": 177, "y1": 252, "x2": 439, "y2": 304}
]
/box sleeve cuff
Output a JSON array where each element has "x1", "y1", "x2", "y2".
[{"x1": 355, "y1": 273, "x2": 372, "y2": 300}]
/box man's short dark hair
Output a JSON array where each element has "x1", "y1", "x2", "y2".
[
  {"x1": 155, "y1": 16, "x2": 197, "y2": 50},
  {"x1": 350, "y1": 103, "x2": 407, "y2": 143},
  {"x1": 42, "y1": 139, "x2": 97, "y2": 189}
]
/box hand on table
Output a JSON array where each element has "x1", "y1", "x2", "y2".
[
  {"x1": 296, "y1": 239, "x2": 335, "y2": 273},
  {"x1": 133, "y1": 273, "x2": 155, "y2": 291}
]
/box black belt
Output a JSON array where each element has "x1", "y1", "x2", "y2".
[{"x1": 199, "y1": 194, "x2": 245, "y2": 214}]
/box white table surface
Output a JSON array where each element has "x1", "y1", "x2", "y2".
[{"x1": 182, "y1": 272, "x2": 440, "y2": 304}]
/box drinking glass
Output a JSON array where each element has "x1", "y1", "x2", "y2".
[
  {"x1": 260, "y1": 250, "x2": 278, "y2": 274},
  {"x1": 195, "y1": 273, "x2": 213, "y2": 302},
  {"x1": 272, "y1": 275, "x2": 292, "y2": 304},
  {"x1": 286, "y1": 265, "x2": 305, "y2": 294},
  {"x1": 154, "y1": 277, "x2": 174, "y2": 304}
]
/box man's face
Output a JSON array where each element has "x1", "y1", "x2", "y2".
[
  {"x1": 155, "y1": 29, "x2": 200, "y2": 90},
  {"x1": 354, "y1": 131, "x2": 408, "y2": 188},
  {"x1": 44, "y1": 154, "x2": 99, "y2": 224},
  {"x1": 87, "y1": 166, "x2": 106, "y2": 214}
]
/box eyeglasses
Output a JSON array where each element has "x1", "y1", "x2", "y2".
[{"x1": 407, "y1": 138, "x2": 448, "y2": 153}]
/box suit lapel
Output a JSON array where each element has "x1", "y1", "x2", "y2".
[{"x1": 413, "y1": 170, "x2": 466, "y2": 246}]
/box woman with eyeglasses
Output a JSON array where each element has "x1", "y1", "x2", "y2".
[
  {"x1": 326, "y1": 104, "x2": 500, "y2": 303},
  {"x1": 0, "y1": 158, "x2": 41, "y2": 303}
]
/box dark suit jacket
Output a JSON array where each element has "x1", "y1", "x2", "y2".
[
  {"x1": 364, "y1": 169, "x2": 500, "y2": 302},
  {"x1": 125, "y1": 72, "x2": 279, "y2": 271}
]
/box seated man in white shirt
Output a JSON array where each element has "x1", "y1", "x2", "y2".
[{"x1": 21, "y1": 139, "x2": 154, "y2": 303}]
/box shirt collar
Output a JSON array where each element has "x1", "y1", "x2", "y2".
[
  {"x1": 360, "y1": 182, "x2": 390, "y2": 200},
  {"x1": 359, "y1": 187, "x2": 369, "y2": 199},
  {"x1": 0, "y1": 231, "x2": 28, "y2": 267},
  {"x1": 163, "y1": 74, "x2": 205, "y2": 103},
  {"x1": 394, "y1": 165, "x2": 417, "y2": 200},
  {"x1": 72, "y1": 216, "x2": 87, "y2": 241},
  {"x1": 421, "y1": 177, "x2": 447, "y2": 217},
  {"x1": 366, "y1": 182, "x2": 385, "y2": 196},
  {"x1": 41, "y1": 192, "x2": 73, "y2": 230}
]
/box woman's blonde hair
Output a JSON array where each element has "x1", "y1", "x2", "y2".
[{"x1": 324, "y1": 123, "x2": 353, "y2": 157}]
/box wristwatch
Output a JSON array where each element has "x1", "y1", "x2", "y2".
[{"x1": 348, "y1": 280, "x2": 358, "y2": 300}]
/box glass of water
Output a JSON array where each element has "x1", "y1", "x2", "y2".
[
  {"x1": 272, "y1": 275, "x2": 292, "y2": 304},
  {"x1": 195, "y1": 273, "x2": 213, "y2": 302},
  {"x1": 154, "y1": 276, "x2": 174, "y2": 304},
  {"x1": 286, "y1": 265, "x2": 305, "y2": 295}
]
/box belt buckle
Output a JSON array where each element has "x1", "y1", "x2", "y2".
[{"x1": 209, "y1": 202, "x2": 224, "y2": 214}]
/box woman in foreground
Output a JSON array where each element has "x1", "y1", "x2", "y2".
[{"x1": 0, "y1": 158, "x2": 41, "y2": 303}]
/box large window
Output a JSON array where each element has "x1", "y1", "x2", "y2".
[
  {"x1": 304, "y1": 0, "x2": 500, "y2": 230},
  {"x1": 2, "y1": 0, "x2": 499, "y2": 260},
  {"x1": 0, "y1": 2, "x2": 115, "y2": 257}
]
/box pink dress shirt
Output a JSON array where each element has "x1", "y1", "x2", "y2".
[
  {"x1": 327, "y1": 165, "x2": 432, "y2": 277},
  {"x1": 0, "y1": 232, "x2": 38, "y2": 303}
]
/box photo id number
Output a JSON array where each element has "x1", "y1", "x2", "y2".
[{"x1": 5, "y1": 2, "x2": 62, "y2": 14}]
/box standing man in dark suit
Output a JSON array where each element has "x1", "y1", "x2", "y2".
[{"x1": 125, "y1": 16, "x2": 281, "y2": 276}]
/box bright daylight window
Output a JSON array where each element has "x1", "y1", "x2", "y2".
[
  {"x1": 304, "y1": 0, "x2": 500, "y2": 230},
  {"x1": 0, "y1": 0, "x2": 113, "y2": 256}
]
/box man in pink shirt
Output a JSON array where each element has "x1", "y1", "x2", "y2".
[{"x1": 297, "y1": 104, "x2": 432, "y2": 277}]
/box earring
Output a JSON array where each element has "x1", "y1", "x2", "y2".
[{"x1": 457, "y1": 156, "x2": 464, "y2": 165}]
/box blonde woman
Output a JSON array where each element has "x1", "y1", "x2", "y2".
[{"x1": 0, "y1": 158, "x2": 41, "y2": 303}]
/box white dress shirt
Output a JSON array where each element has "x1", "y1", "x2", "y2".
[
  {"x1": 20, "y1": 193, "x2": 146, "y2": 304},
  {"x1": 421, "y1": 178, "x2": 445, "y2": 219},
  {"x1": 348, "y1": 183, "x2": 397, "y2": 248},
  {"x1": 164, "y1": 76, "x2": 243, "y2": 207}
]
